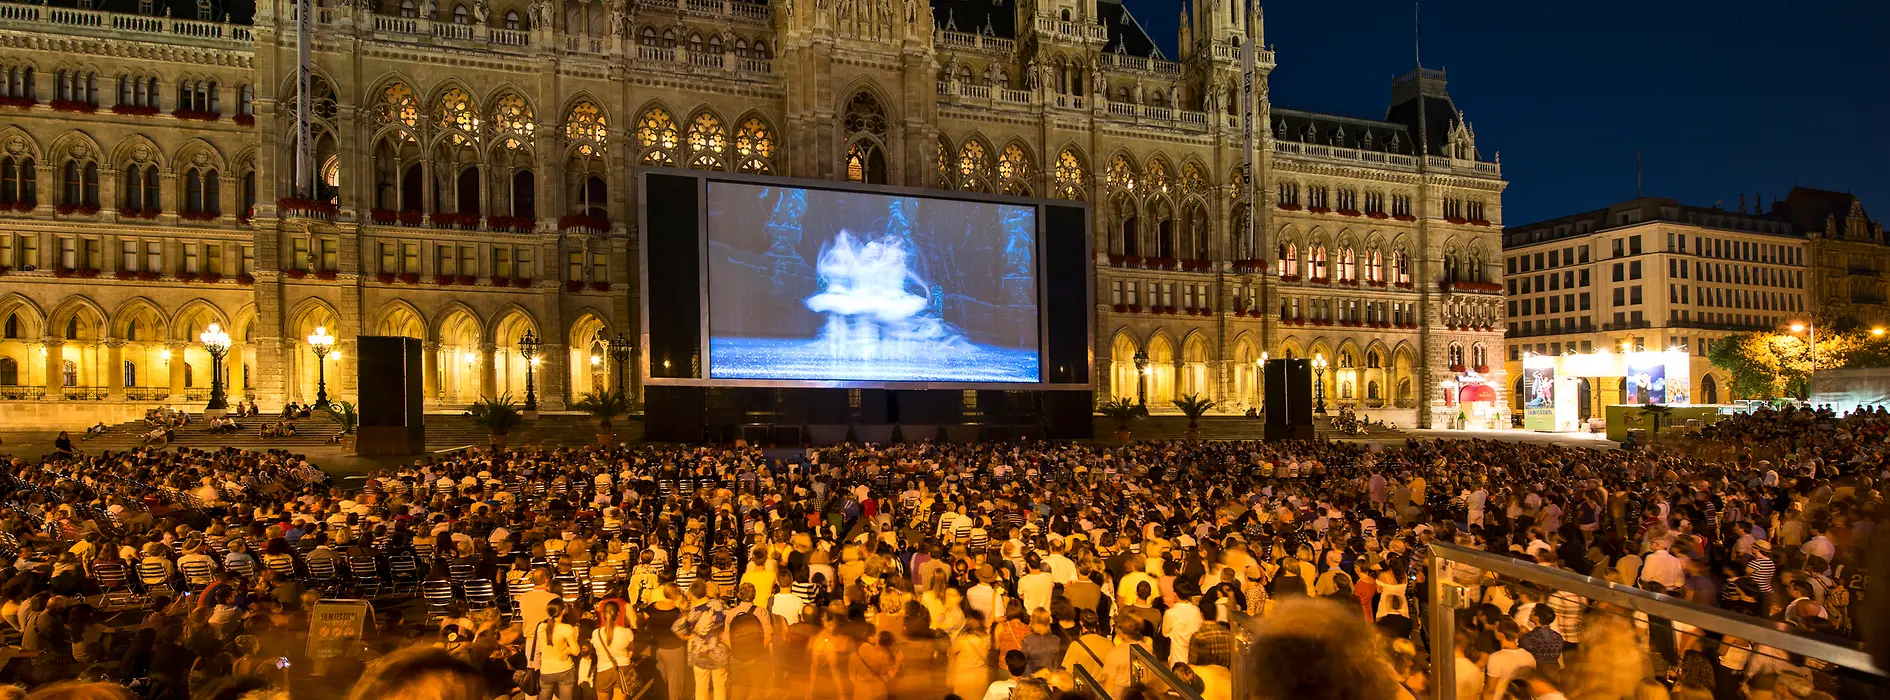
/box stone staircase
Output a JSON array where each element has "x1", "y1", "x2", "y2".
[{"x1": 1094, "y1": 414, "x2": 1412, "y2": 443}]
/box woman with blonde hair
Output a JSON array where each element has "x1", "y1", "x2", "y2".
[{"x1": 1019, "y1": 608, "x2": 1061, "y2": 674}]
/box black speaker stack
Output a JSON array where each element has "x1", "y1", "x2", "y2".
[{"x1": 1264, "y1": 358, "x2": 1316, "y2": 441}]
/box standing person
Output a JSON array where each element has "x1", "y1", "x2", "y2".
[
  {"x1": 644, "y1": 583, "x2": 689, "y2": 700},
  {"x1": 592, "y1": 601, "x2": 636, "y2": 700},
  {"x1": 675, "y1": 582, "x2": 731, "y2": 700},
  {"x1": 1162, "y1": 581, "x2": 1204, "y2": 665},
  {"x1": 947, "y1": 612, "x2": 992, "y2": 700},
  {"x1": 532, "y1": 600, "x2": 580, "y2": 700},
  {"x1": 849, "y1": 631, "x2": 900, "y2": 700},
  {"x1": 1483, "y1": 620, "x2": 1536, "y2": 700}
]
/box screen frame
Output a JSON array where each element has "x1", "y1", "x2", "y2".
[{"x1": 637, "y1": 167, "x2": 1092, "y2": 390}]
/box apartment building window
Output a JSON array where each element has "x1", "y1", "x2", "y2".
[
  {"x1": 1613, "y1": 288, "x2": 1625, "y2": 306},
  {"x1": 459, "y1": 245, "x2": 476, "y2": 278},
  {"x1": 1612, "y1": 263, "x2": 1623, "y2": 282},
  {"x1": 1391, "y1": 194, "x2": 1411, "y2": 217},
  {"x1": 1506, "y1": 279, "x2": 1516, "y2": 295},
  {"x1": 566, "y1": 251, "x2": 583, "y2": 281},
  {"x1": 1631, "y1": 286, "x2": 1643, "y2": 305},
  {"x1": 1612, "y1": 239, "x2": 1623, "y2": 258},
  {"x1": 205, "y1": 244, "x2": 223, "y2": 275},
  {"x1": 438, "y1": 245, "x2": 456, "y2": 275},
  {"x1": 183, "y1": 244, "x2": 199, "y2": 273},
  {"x1": 1629, "y1": 261, "x2": 1641, "y2": 279},
  {"x1": 240, "y1": 245, "x2": 253, "y2": 274},
  {"x1": 1506, "y1": 257, "x2": 1516, "y2": 275},
  {"x1": 291, "y1": 238, "x2": 310, "y2": 271},
  {"x1": 121, "y1": 241, "x2": 138, "y2": 271},
  {"x1": 379, "y1": 242, "x2": 398, "y2": 273},
  {"x1": 320, "y1": 238, "x2": 338, "y2": 271},
  {"x1": 1549, "y1": 274, "x2": 1560, "y2": 291}
]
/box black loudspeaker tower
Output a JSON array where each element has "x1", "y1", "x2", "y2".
[
  {"x1": 1264, "y1": 358, "x2": 1315, "y2": 441},
  {"x1": 355, "y1": 336, "x2": 425, "y2": 455}
]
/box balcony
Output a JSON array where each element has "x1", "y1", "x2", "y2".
[
  {"x1": 1273, "y1": 140, "x2": 1421, "y2": 171},
  {"x1": 1033, "y1": 15, "x2": 1108, "y2": 43},
  {"x1": 0, "y1": 1, "x2": 253, "y2": 47},
  {"x1": 1848, "y1": 267, "x2": 1879, "y2": 277},
  {"x1": 62, "y1": 386, "x2": 108, "y2": 401},
  {"x1": 0, "y1": 387, "x2": 45, "y2": 401},
  {"x1": 936, "y1": 30, "x2": 1015, "y2": 55}
]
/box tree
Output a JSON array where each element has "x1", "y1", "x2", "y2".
[
  {"x1": 1638, "y1": 403, "x2": 1673, "y2": 441},
  {"x1": 320, "y1": 401, "x2": 358, "y2": 434},
  {"x1": 1171, "y1": 393, "x2": 1216, "y2": 440},
  {"x1": 1097, "y1": 398, "x2": 1147, "y2": 444},
  {"x1": 468, "y1": 394, "x2": 525, "y2": 447},
  {"x1": 573, "y1": 389, "x2": 630, "y2": 444},
  {"x1": 1710, "y1": 323, "x2": 1890, "y2": 399}
]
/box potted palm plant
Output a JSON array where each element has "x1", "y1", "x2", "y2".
[
  {"x1": 1171, "y1": 393, "x2": 1217, "y2": 442},
  {"x1": 320, "y1": 401, "x2": 358, "y2": 451},
  {"x1": 1097, "y1": 398, "x2": 1148, "y2": 445},
  {"x1": 1639, "y1": 402, "x2": 1674, "y2": 442},
  {"x1": 573, "y1": 389, "x2": 629, "y2": 445},
  {"x1": 468, "y1": 394, "x2": 525, "y2": 449}
]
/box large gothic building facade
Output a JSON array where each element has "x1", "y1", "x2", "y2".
[{"x1": 0, "y1": 0, "x2": 1507, "y2": 429}]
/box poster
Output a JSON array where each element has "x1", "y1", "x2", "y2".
[
  {"x1": 306, "y1": 599, "x2": 373, "y2": 667},
  {"x1": 1524, "y1": 364, "x2": 1556, "y2": 431},
  {"x1": 1625, "y1": 352, "x2": 1667, "y2": 404}
]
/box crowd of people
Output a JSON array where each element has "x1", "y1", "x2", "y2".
[{"x1": 0, "y1": 403, "x2": 1876, "y2": 700}]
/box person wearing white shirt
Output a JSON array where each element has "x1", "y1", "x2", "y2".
[
  {"x1": 1017, "y1": 557, "x2": 1055, "y2": 615},
  {"x1": 1161, "y1": 582, "x2": 1204, "y2": 664},
  {"x1": 1044, "y1": 542, "x2": 1078, "y2": 584},
  {"x1": 1638, "y1": 538, "x2": 1686, "y2": 591},
  {"x1": 1484, "y1": 621, "x2": 1536, "y2": 700}
]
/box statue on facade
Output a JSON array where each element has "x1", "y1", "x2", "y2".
[
  {"x1": 530, "y1": 0, "x2": 553, "y2": 30},
  {"x1": 1024, "y1": 56, "x2": 1039, "y2": 89},
  {"x1": 472, "y1": 0, "x2": 489, "y2": 24},
  {"x1": 904, "y1": 0, "x2": 919, "y2": 23},
  {"x1": 1090, "y1": 55, "x2": 1105, "y2": 93},
  {"x1": 607, "y1": 0, "x2": 627, "y2": 37}
]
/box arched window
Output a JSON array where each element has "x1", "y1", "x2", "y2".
[
  {"x1": 733, "y1": 117, "x2": 775, "y2": 174},
  {"x1": 708, "y1": 35, "x2": 723, "y2": 56},
  {"x1": 453, "y1": 4, "x2": 469, "y2": 24},
  {"x1": 1447, "y1": 343, "x2": 1465, "y2": 368},
  {"x1": 1393, "y1": 250, "x2": 1410, "y2": 283},
  {"x1": 689, "y1": 33, "x2": 704, "y2": 54},
  {"x1": 640, "y1": 26, "x2": 657, "y2": 45},
  {"x1": 753, "y1": 40, "x2": 770, "y2": 60},
  {"x1": 183, "y1": 363, "x2": 193, "y2": 388},
  {"x1": 1367, "y1": 381, "x2": 1380, "y2": 400},
  {"x1": 634, "y1": 107, "x2": 679, "y2": 165},
  {"x1": 1, "y1": 315, "x2": 16, "y2": 338},
  {"x1": 1054, "y1": 149, "x2": 1086, "y2": 200},
  {"x1": 1309, "y1": 245, "x2": 1327, "y2": 279},
  {"x1": 845, "y1": 140, "x2": 885, "y2": 185},
  {"x1": 577, "y1": 175, "x2": 606, "y2": 219},
  {"x1": 1279, "y1": 243, "x2": 1298, "y2": 277},
  {"x1": 123, "y1": 164, "x2": 159, "y2": 212},
  {"x1": 1367, "y1": 350, "x2": 1381, "y2": 369},
  {"x1": 505, "y1": 9, "x2": 523, "y2": 29},
  {"x1": 734, "y1": 39, "x2": 750, "y2": 58},
  {"x1": 686, "y1": 112, "x2": 727, "y2": 171},
  {"x1": 1702, "y1": 374, "x2": 1719, "y2": 404},
  {"x1": 661, "y1": 28, "x2": 676, "y2": 48},
  {"x1": 1337, "y1": 246, "x2": 1356, "y2": 281},
  {"x1": 399, "y1": 0, "x2": 418, "y2": 18}
]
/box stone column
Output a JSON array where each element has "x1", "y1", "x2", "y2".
[
  {"x1": 538, "y1": 341, "x2": 567, "y2": 410},
  {"x1": 43, "y1": 341, "x2": 62, "y2": 399},
  {"x1": 32, "y1": 163, "x2": 52, "y2": 216},
  {"x1": 422, "y1": 341, "x2": 440, "y2": 404},
  {"x1": 479, "y1": 342, "x2": 497, "y2": 399},
  {"x1": 168, "y1": 343, "x2": 187, "y2": 400},
  {"x1": 228, "y1": 343, "x2": 246, "y2": 403},
  {"x1": 105, "y1": 341, "x2": 124, "y2": 400}
]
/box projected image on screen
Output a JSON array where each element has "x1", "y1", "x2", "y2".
[{"x1": 707, "y1": 182, "x2": 1040, "y2": 383}]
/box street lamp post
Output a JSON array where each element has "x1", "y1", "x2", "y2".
[
  {"x1": 306, "y1": 325, "x2": 335, "y2": 409},
  {"x1": 1790, "y1": 321, "x2": 1816, "y2": 399},
  {"x1": 519, "y1": 329, "x2": 540, "y2": 412},
  {"x1": 607, "y1": 332, "x2": 633, "y2": 400},
  {"x1": 1257, "y1": 351, "x2": 1269, "y2": 411},
  {"x1": 1133, "y1": 349, "x2": 1149, "y2": 407},
  {"x1": 1312, "y1": 353, "x2": 1329, "y2": 415},
  {"x1": 199, "y1": 322, "x2": 231, "y2": 411}
]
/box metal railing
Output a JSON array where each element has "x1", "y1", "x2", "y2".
[
  {"x1": 62, "y1": 386, "x2": 108, "y2": 401},
  {"x1": 124, "y1": 386, "x2": 170, "y2": 401},
  {"x1": 0, "y1": 387, "x2": 45, "y2": 401},
  {"x1": 1127, "y1": 643, "x2": 1206, "y2": 700},
  {"x1": 1425, "y1": 542, "x2": 1881, "y2": 699},
  {"x1": 0, "y1": 1, "x2": 252, "y2": 46}
]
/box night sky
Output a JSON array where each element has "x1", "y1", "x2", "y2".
[{"x1": 1122, "y1": 0, "x2": 1890, "y2": 226}]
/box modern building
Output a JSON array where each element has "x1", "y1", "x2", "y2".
[
  {"x1": 0, "y1": 0, "x2": 1506, "y2": 429},
  {"x1": 1499, "y1": 191, "x2": 1878, "y2": 417}
]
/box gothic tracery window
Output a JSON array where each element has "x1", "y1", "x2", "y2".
[
  {"x1": 1181, "y1": 161, "x2": 1205, "y2": 191},
  {"x1": 436, "y1": 87, "x2": 478, "y2": 144},
  {"x1": 564, "y1": 100, "x2": 608, "y2": 155},
  {"x1": 686, "y1": 112, "x2": 727, "y2": 170},
  {"x1": 842, "y1": 92, "x2": 887, "y2": 138},
  {"x1": 1106, "y1": 154, "x2": 1137, "y2": 191},
  {"x1": 957, "y1": 140, "x2": 991, "y2": 184},
  {"x1": 375, "y1": 83, "x2": 419, "y2": 127},
  {"x1": 997, "y1": 144, "x2": 1028, "y2": 181},
  {"x1": 1054, "y1": 149, "x2": 1086, "y2": 200},
  {"x1": 490, "y1": 92, "x2": 535, "y2": 150},
  {"x1": 935, "y1": 137, "x2": 953, "y2": 188},
  {"x1": 733, "y1": 117, "x2": 774, "y2": 174},
  {"x1": 1147, "y1": 159, "x2": 1171, "y2": 193},
  {"x1": 635, "y1": 107, "x2": 679, "y2": 165}
]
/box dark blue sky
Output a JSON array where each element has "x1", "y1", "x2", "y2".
[{"x1": 1122, "y1": 0, "x2": 1890, "y2": 226}]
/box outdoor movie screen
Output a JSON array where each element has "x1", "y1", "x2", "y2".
[{"x1": 705, "y1": 181, "x2": 1041, "y2": 384}]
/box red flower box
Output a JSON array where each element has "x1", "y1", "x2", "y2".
[
  {"x1": 1394, "y1": 281, "x2": 1414, "y2": 289},
  {"x1": 1336, "y1": 209, "x2": 1362, "y2": 217},
  {"x1": 511, "y1": 277, "x2": 532, "y2": 288},
  {"x1": 1445, "y1": 216, "x2": 1470, "y2": 225},
  {"x1": 315, "y1": 269, "x2": 338, "y2": 281},
  {"x1": 171, "y1": 109, "x2": 220, "y2": 122},
  {"x1": 435, "y1": 274, "x2": 457, "y2": 286},
  {"x1": 1277, "y1": 203, "x2": 1302, "y2": 211},
  {"x1": 77, "y1": 267, "x2": 99, "y2": 278},
  {"x1": 136, "y1": 270, "x2": 161, "y2": 281},
  {"x1": 589, "y1": 281, "x2": 611, "y2": 292},
  {"x1": 130, "y1": 207, "x2": 160, "y2": 219},
  {"x1": 110, "y1": 104, "x2": 159, "y2": 116},
  {"x1": 236, "y1": 273, "x2": 255, "y2": 285},
  {"x1": 233, "y1": 114, "x2": 255, "y2": 126},
  {"x1": 8, "y1": 201, "x2": 31, "y2": 212},
  {"x1": 114, "y1": 269, "x2": 136, "y2": 280},
  {"x1": 277, "y1": 197, "x2": 337, "y2": 217},
  {"x1": 375, "y1": 272, "x2": 397, "y2": 284},
  {"x1": 1107, "y1": 254, "x2": 1127, "y2": 266},
  {"x1": 565, "y1": 280, "x2": 585, "y2": 293},
  {"x1": 559, "y1": 214, "x2": 609, "y2": 232},
  {"x1": 398, "y1": 210, "x2": 424, "y2": 226},
  {"x1": 1393, "y1": 214, "x2": 1416, "y2": 222},
  {"x1": 370, "y1": 208, "x2": 398, "y2": 225},
  {"x1": 1469, "y1": 219, "x2": 1492, "y2": 227},
  {"x1": 53, "y1": 267, "x2": 73, "y2": 278},
  {"x1": 285, "y1": 269, "x2": 308, "y2": 279},
  {"x1": 200, "y1": 272, "x2": 222, "y2": 284},
  {"x1": 1113, "y1": 303, "x2": 1127, "y2": 313},
  {"x1": 1279, "y1": 274, "x2": 1301, "y2": 282},
  {"x1": 49, "y1": 100, "x2": 96, "y2": 113},
  {"x1": 176, "y1": 271, "x2": 200, "y2": 283},
  {"x1": 1368, "y1": 280, "x2": 1387, "y2": 288},
  {"x1": 1366, "y1": 211, "x2": 1389, "y2": 220},
  {"x1": 1308, "y1": 276, "x2": 1331, "y2": 285},
  {"x1": 1475, "y1": 365, "x2": 1491, "y2": 374},
  {"x1": 398, "y1": 273, "x2": 421, "y2": 284},
  {"x1": 1449, "y1": 364, "x2": 1466, "y2": 373},
  {"x1": 1308, "y1": 206, "x2": 1331, "y2": 214},
  {"x1": 456, "y1": 274, "x2": 477, "y2": 286},
  {"x1": 0, "y1": 96, "x2": 37, "y2": 109},
  {"x1": 1338, "y1": 279, "x2": 1360, "y2": 286},
  {"x1": 489, "y1": 215, "x2": 533, "y2": 232}
]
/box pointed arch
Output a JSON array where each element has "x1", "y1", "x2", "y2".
[
  {"x1": 683, "y1": 106, "x2": 729, "y2": 171},
  {"x1": 1143, "y1": 152, "x2": 1175, "y2": 194},
  {"x1": 1053, "y1": 144, "x2": 1089, "y2": 200},
  {"x1": 484, "y1": 302, "x2": 540, "y2": 346},
  {"x1": 0, "y1": 293, "x2": 46, "y2": 339},
  {"x1": 428, "y1": 300, "x2": 486, "y2": 341},
  {"x1": 169, "y1": 299, "x2": 230, "y2": 342},
  {"x1": 835, "y1": 78, "x2": 897, "y2": 133},
  {"x1": 632, "y1": 100, "x2": 680, "y2": 166},
  {"x1": 0, "y1": 127, "x2": 43, "y2": 163},
  {"x1": 284, "y1": 297, "x2": 341, "y2": 334},
  {"x1": 374, "y1": 299, "x2": 429, "y2": 338},
  {"x1": 47, "y1": 296, "x2": 108, "y2": 340},
  {"x1": 110, "y1": 133, "x2": 166, "y2": 169}
]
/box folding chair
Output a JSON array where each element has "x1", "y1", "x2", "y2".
[
  {"x1": 389, "y1": 554, "x2": 421, "y2": 594},
  {"x1": 350, "y1": 556, "x2": 383, "y2": 596},
  {"x1": 137, "y1": 559, "x2": 175, "y2": 597},
  {"x1": 178, "y1": 560, "x2": 217, "y2": 591},
  {"x1": 421, "y1": 580, "x2": 458, "y2": 622},
  {"x1": 462, "y1": 579, "x2": 498, "y2": 610},
  {"x1": 306, "y1": 557, "x2": 342, "y2": 591}
]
